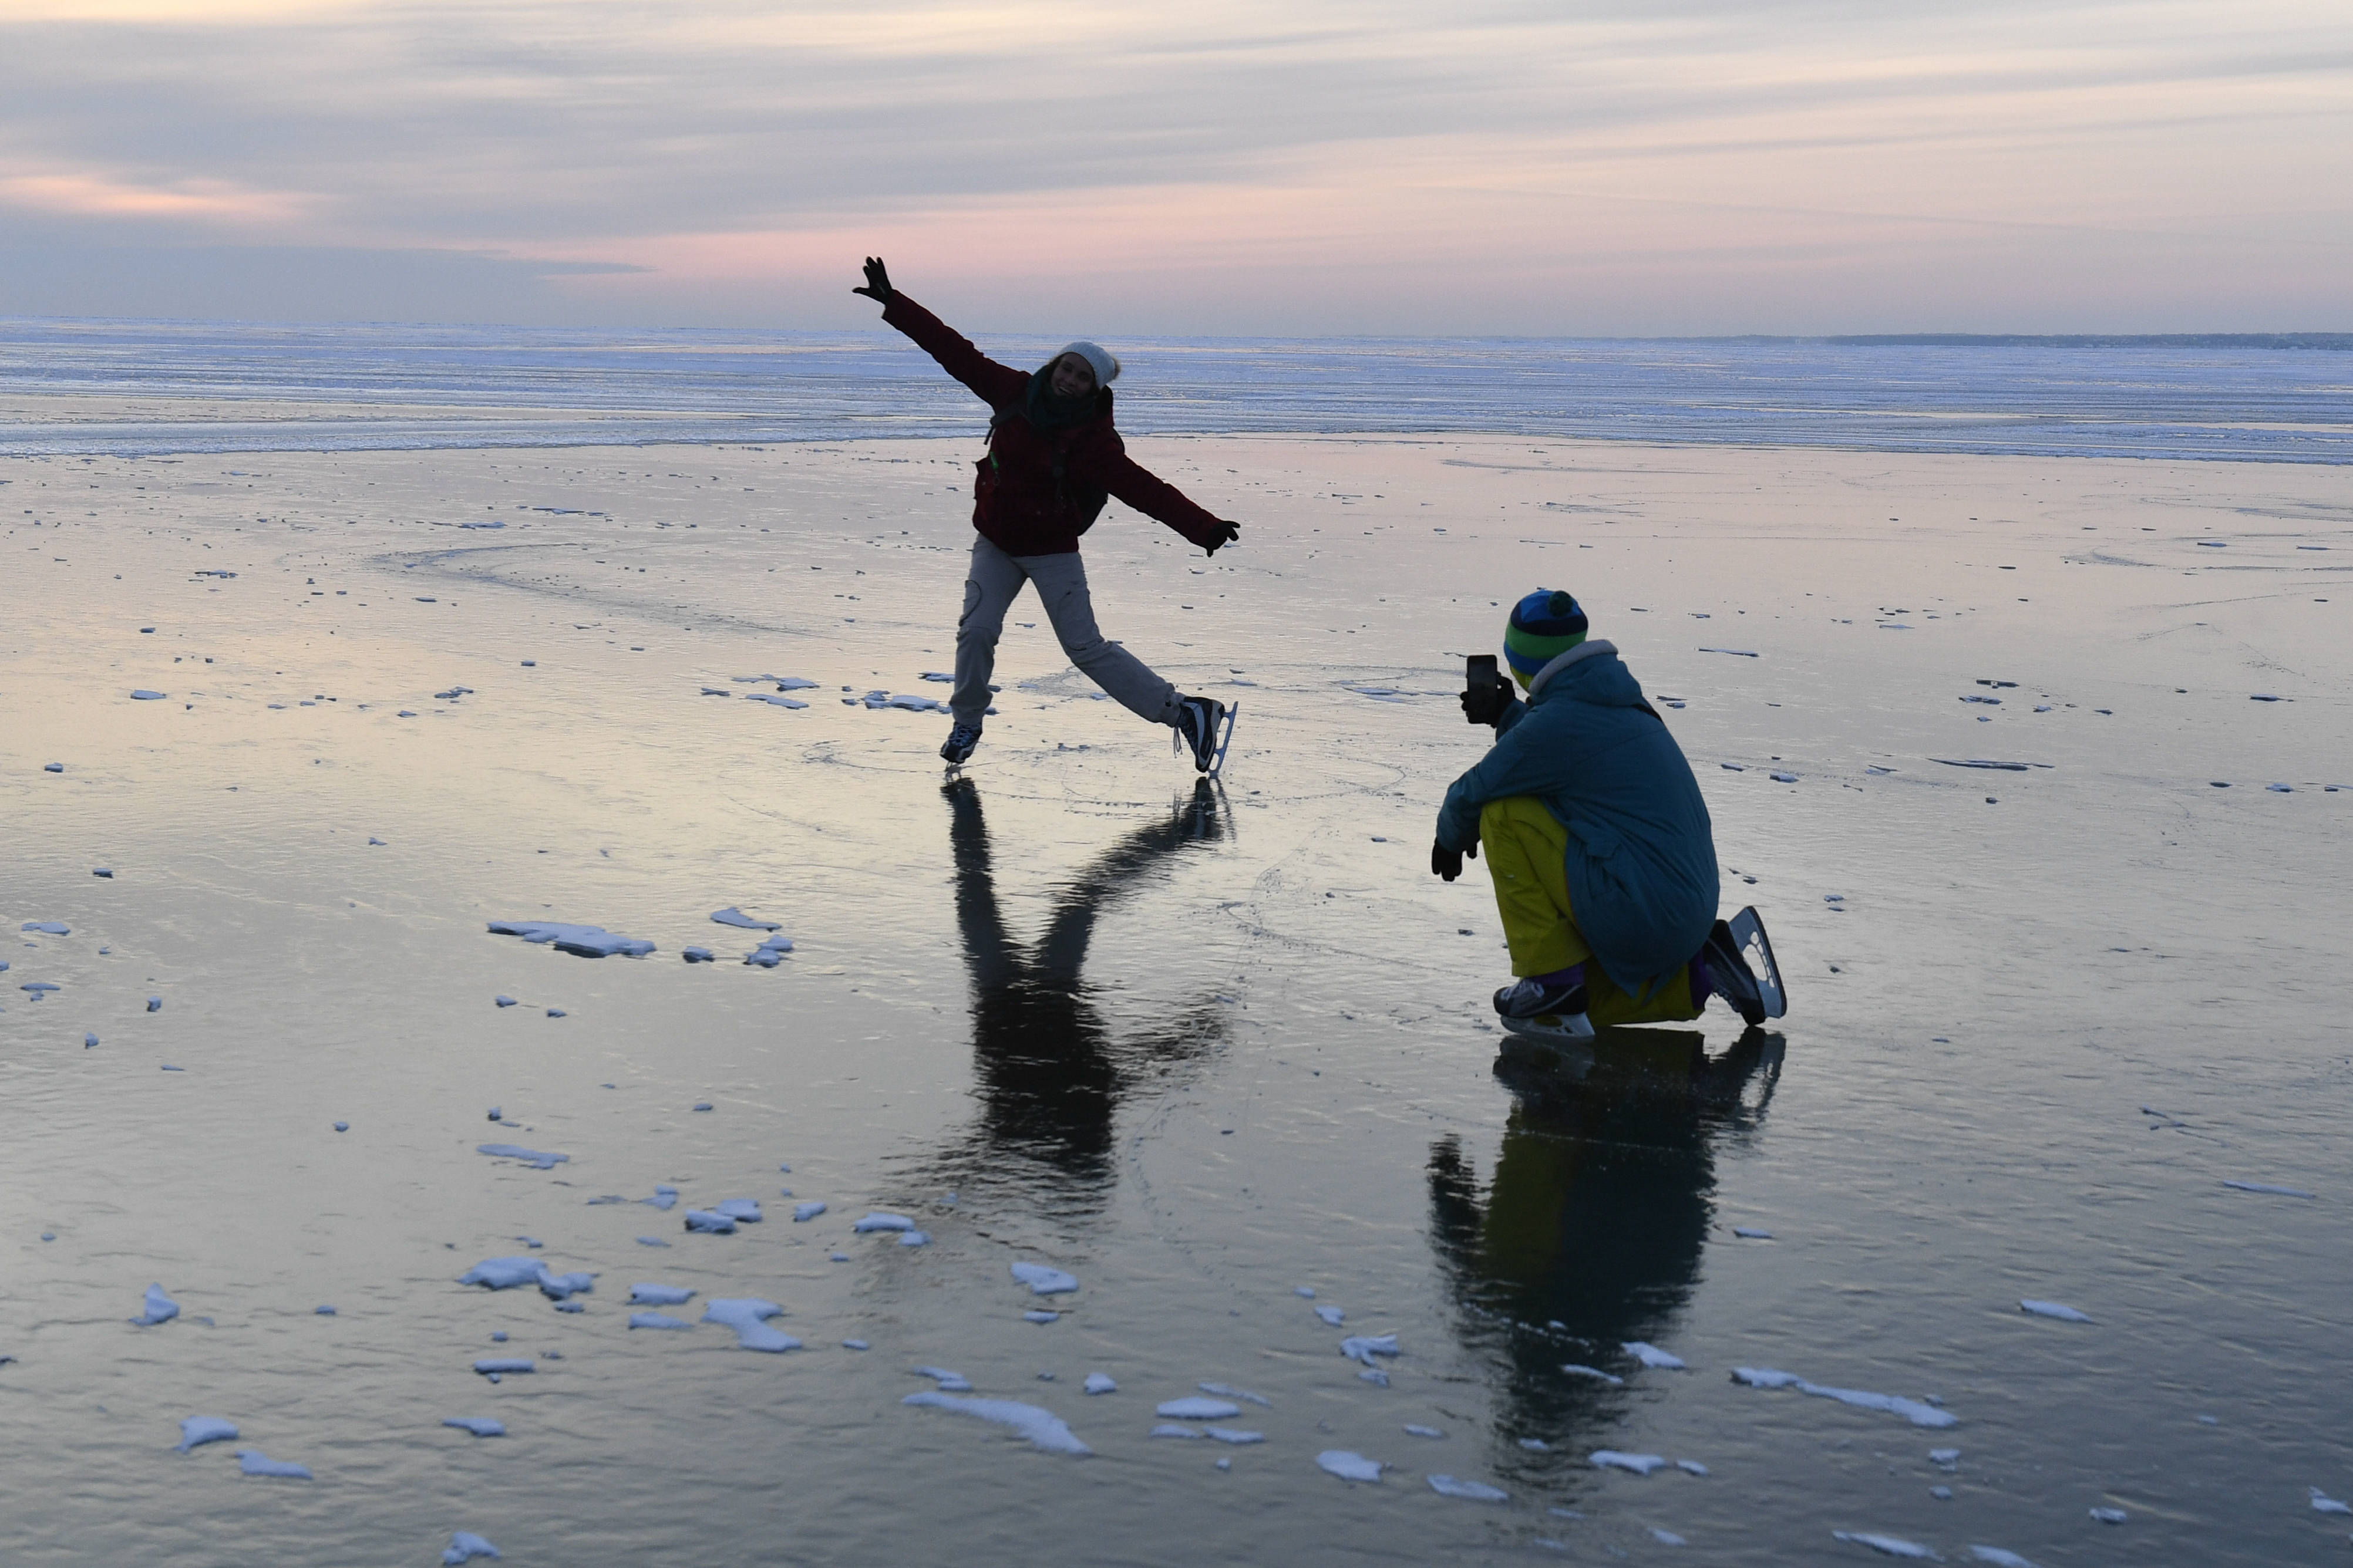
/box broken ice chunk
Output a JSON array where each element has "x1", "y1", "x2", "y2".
[
  {"x1": 536, "y1": 1272, "x2": 593, "y2": 1301},
  {"x1": 853, "y1": 1212, "x2": 914, "y2": 1233},
  {"x1": 2311, "y1": 1489, "x2": 2352, "y2": 1515},
  {"x1": 793, "y1": 1201, "x2": 826, "y2": 1222},
  {"x1": 134, "y1": 1284, "x2": 179, "y2": 1325},
  {"x1": 235, "y1": 1449, "x2": 311, "y2": 1479},
  {"x1": 1012, "y1": 1262, "x2": 1079, "y2": 1296},
  {"x1": 1083, "y1": 1374, "x2": 1117, "y2": 1394},
  {"x1": 22, "y1": 922, "x2": 69, "y2": 935},
  {"x1": 1405, "y1": 1424, "x2": 1445, "y2": 1438},
  {"x1": 683, "y1": 1210, "x2": 737, "y2": 1234},
  {"x1": 898, "y1": 1230, "x2": 930, "y2": 1247},
  {"x1": 914, "y1": 1367, "x2": 972, "y2": 1391},
  {"x1": 630, "y1": 1284, "x2": 695, "y2": 1306},
  {"x1": 476, "y1": 1144, "x2": 568, "y2": 1169},
  {"x1": 682, "y1": 947, "x2": 715, "y2": 963},
  {"x1": 1731, "y1": 1368, "x2": 1958, "y2": 1427},
  {"x1": 1341, "y1": 1334, "x2": 1399, "y2": 1365},
  {"x1": 702, "y1": 1298, "x2": 798, "y2": 1351},
  {"x1": 1733, "y1": 1226, "x2": 1773, "y2": 1239},
  {"x1": 442, "y1": 1418, "x2": 505, "y2": 1437},
  {"x1": 1428, "y1": 1475, "x2": 1507, "y2": 1501},
  {"x1": 1623, "y1": 1341, "x2": 1685, "y2": 1369},
  {"x1": 901, "y1": 1392, "x2": 1089, "y2": 1454},
  {"x1": 1295, "y1": 1286, "x2": 1316, "y2": 1298},
  {"x1": 629, "y1": 1311, "x2": 694, "y2": 1330},
  {"x1": 130, "y1": 690, "x2": 167, "y2": 701},
  {"x1": 485, "y1": 919, "x2": 654, "y2": 959},
  {"x1": 642, "y1": 1186, "x2": 680, "y2": 1210},
  {"x1": 1560, "y1": 1364, "x2": 1624, "y2": 1385},
  {"x1": 1313, "y1": 1304, "x2": 1344, "y2": 1326},
  {"x1": 714, "y1": 1199, "x2": 763, "y2": 1222},
  {"x1": 710, "y1": 907, "x2": 781, "y2": 930},
  {"x1": 1023, "y1": 1310, "x2": 1057, "y2": 1324},
  {"x1": 1198, "y1": 1382, "x2": 1271, "y2": 1407},
  {"x1": 1158, "y1": 1398, "x2": 1241, "y2": 1420},
  {"x1": 174, "y1": 1417, "x2": 238, "y2": 1453},
  {"x1": 1317, "y1": 1450, "x2": 1382, "y2": 1482},
  {"x1": 1591, "y1": 1451, "x2": 1667, "y2": 1475},
  {"x1": 473, "y1": 1358, "x2": 534, "y2": 1376},
  {"x1": 442, "y1": 1533, "x2": 501, "y2": 1564},
  {"x1": 147, "y1": 996, "x2": 162, "y2": 1011},
  {"x1": 1833, "y1": 1532, "x2": 1934, "y2": 1558},
  {"x1": 2018, "y1": 1300, "x2": 2092, "y2": 1323},
  {"x1": 1152, "y1": 1424, "x2": 1204, "y2": 1439},
  {"x1": 457, "y1": 1257, "x2": 549, "y2": 1290},
  {"x1": 1205, "y1": 1428, "x2": 1264, "y2": 1444},
  {"x1": 1678, "y1": 1459, "x2": 1709, "y2": 1475},
  {"x1": 1965, "y1": 1549, "x2": 2036, "y2": 1567}
]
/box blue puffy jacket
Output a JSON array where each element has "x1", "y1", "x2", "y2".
[{"x1": 1436, "y1": 640, "x2": 1720, "y2": 993}]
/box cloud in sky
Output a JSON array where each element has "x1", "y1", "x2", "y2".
[{"x1": 1, "y1": 0, "x2": 2348, "y2": 331}]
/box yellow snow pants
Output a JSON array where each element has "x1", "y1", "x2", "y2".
[{"x1": 1479, "y1": 796, "x2": 1702, "y2": 1027}]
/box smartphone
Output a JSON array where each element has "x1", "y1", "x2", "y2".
[{"x1": 1464, "y1": 653, "x2": 1505, "y2": 724}]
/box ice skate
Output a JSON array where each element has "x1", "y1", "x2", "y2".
[
  {"x1": 940, "y1": 722, "x2": 981, "y2": 766},
  {"x1": 1493, "y1": 975, "x2": 1594, "y2": 1040},
  {"x1": 1173, "y1": 694, "x2": 1237, "y2": 778},
  {"x1": 1701, "y1": 906, "x2": 1786, "y2": 1025}
]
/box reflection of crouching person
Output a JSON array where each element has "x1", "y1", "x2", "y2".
[{"x1": 1433, "y1": 589, "x2": 1755, "y2": 1031}]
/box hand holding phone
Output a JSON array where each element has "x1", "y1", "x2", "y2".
[{"x1": 1461, "y1": 653, "x2": 1511, "y2": 726}]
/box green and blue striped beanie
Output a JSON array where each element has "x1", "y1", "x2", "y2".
[{"x1": 1503, "y1": 589, "x2": 1588, "y2": 689}]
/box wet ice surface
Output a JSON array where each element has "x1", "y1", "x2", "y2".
[{"x1": 3, "y1": 436, "x2": 2348, "y2": 1565}]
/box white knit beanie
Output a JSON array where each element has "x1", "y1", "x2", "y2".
[{"x1": 1056, "y1": 340, "x2": 1120, "y2": 386}]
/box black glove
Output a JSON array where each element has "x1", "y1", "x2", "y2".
[
  {"x1": 851, "y1": 256, "x2": 894, "y2": 305},
  {"x1": 1460, "y1": 679, "x2": 1512, "y2": 727},
  {"x1": 1432, "y1": 838, "x2": 1477, "y2": 881},
  {"x1": 1204, "y1": 520, "x2": 1240, "y2": 556}
]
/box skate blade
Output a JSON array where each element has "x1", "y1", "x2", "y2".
[
  {"x1": 1204, "y1": 701, "x2": 1238, "y2": 780},
  {"x1": 1500, "y1": 1010, "x2": 1595, "y2": 1041},
  {"x1": 1725, "y1": 906, "x2": 1786, "y2": 1019}
]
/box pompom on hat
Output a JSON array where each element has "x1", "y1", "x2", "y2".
[
  {"x1": 1503, "y1": 588, "x2": 1589, "y2": 689},
  {"x1": 1055, "y1": 340, "x2": 1120, "y2": 386}
]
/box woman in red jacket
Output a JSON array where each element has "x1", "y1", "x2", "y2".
[{"x1": 854, "y1": 258, "x2": 1240, "y2": 771}]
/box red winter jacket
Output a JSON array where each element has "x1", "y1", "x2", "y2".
[{"x1": 881, "y1": 293, "x2": 1229, "y2": 557}]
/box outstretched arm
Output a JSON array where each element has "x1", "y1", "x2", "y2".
[
  {"x1": 1083, "y1": 439, "x2": 1243, "y2": 557},
  {"x1": 855, "y1": 257, "x2": 1028, "y2": 408}
]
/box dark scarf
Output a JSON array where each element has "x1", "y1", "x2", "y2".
[{"x1": 1023, "y1": 367, "x2": 1105, "y2": 433}]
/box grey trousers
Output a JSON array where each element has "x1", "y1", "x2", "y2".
[{"x1": 954, "y1": 535, "x2": 1180, "y2": 730}]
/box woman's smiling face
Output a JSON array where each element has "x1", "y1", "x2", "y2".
[{"x1": 1049, "y1": 352, "x2": 1097, "y2": 400}]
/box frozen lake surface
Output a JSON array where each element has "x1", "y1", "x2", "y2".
[
  {"x1": 2, "y1": 431, "x2": 2349, "y2": 1563},
  {"x1": 3, "y1": 317, "x2": 2351, "y2": 462}
]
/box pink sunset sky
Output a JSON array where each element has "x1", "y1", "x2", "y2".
[{"x1": 1, "y1": 0, "x2": 2348, "y2": 332}]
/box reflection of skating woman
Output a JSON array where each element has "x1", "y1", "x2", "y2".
[{"x1": 854, "y1": 258, "x2": 1239, "y2": 770}]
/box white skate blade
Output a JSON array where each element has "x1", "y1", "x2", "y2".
[
  {"x1": 1500, "y1": 1009, "x2": 1595, "y2": 1042},
  {"x1": 1205, "y1": 701, "x2": 1237, "y2": 780},
  {"x1": 1725, "y1": 906, "x2": 1786, "y2": 1019}
]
